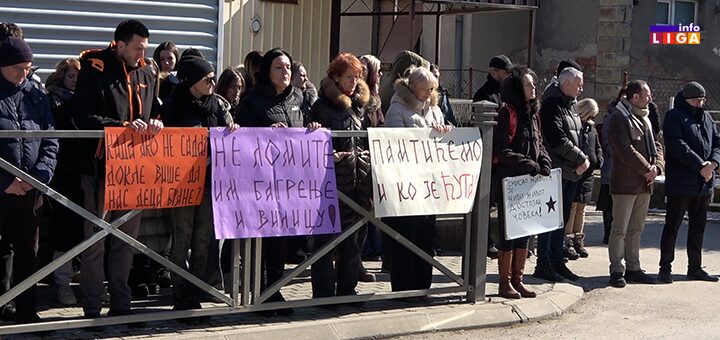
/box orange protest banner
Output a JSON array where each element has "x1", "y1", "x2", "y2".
[{"x1": 103, "y1": 127, "x2": 208, "y2": 211}]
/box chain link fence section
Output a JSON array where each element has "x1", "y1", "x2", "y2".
[
  {"x1": 628, "y1": 73, "x2": 720, "y2": 114},
  {"x1": 438, "y1": 68, "x2": 486, "y2": 99}
]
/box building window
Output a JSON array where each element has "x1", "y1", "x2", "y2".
[{"x1": 656, "y1": 0, "x2": 698, "y2": 25}]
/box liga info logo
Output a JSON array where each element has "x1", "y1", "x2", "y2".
[{"x1": 650, "y1": 23, "x2": 701, "y2": 45}]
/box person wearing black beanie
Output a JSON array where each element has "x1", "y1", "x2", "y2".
[
  {"x1": 659, "y1": 81, "x2": 719, "y2": 284},
  {"x1": 556, "y1": 59, "x2": 582, "y2": 76},
  {"x1": 176, "y1": 55, "x2": 214, "y2": 87},
  {"x1": 0, "y1": 36, "x2": 58, "y2": 324},
  {"x1": 162, "y1": 53, "x2": 238, "y2": 319}
]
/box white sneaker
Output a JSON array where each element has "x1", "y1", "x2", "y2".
[{"x1": 57, "y1": 285, "x2": 77, "y2": 306}]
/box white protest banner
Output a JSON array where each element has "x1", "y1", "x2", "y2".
[
  {"x1": 368, "y1": 127, "x2": 482, "y2": 217},
  {"x1": 501, "y1": 168, "x2": 563, "y2": 240}
]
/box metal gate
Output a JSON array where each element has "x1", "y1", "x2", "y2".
[{"x1": 0, "y1": 102, "x2": 498, "y2": 335}]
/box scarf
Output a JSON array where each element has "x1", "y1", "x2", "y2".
[{"x1": 618, "y1": 98, "x2": 658, "y2": 159}]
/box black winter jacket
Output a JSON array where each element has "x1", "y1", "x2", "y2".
[
  {"x1": 0, "y1": 76, "x2": 58, "y2": 191},
  {"x1": 473, "y1": 75, "x2": 501, "y2": 105},
  {"x1": 310, "y1": 78, "x2": 373, "y2": 209},
  {"x1": 491, "y1": 102, "x2": 552, "y2": 204},
  {"x1": 663, "y1": 92, "x2": 720, "y2": 196},
  {"x1": 72, "y1": 46, "x2": 161, "y2": 174},
  {"x1": 540, "y1": 84, "x2": 587, "y2": 181},
  {"x1": 575, "y1": 120, "x2": 603, "y2": 203},
  {"x1": 234, "y1": 83, "x2": 305, "y2": 128},
  {"x1": 162, "y1": 85, "x2": 233, "y2": 129}
]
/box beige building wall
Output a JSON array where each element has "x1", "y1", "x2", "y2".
[{"x1": 222, "y1": 0, "x2": 332, "y2": 85}]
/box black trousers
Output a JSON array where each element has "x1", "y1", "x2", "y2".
[
  {"x1": 0, "y1": 192, "x2": 40, "y2": 317},
  {"x1": 311, "y1": 219, "x2": 361, "y2": 298},
  {"x1": 659, "y1": 194, "x2": 710, "y2": 272},
  {"x1": 537, "y1": 179, "x2": 578, "y2": 268},
  {"x1": 262, "y1": 236, "x2": 287, "y2": 301},
  {"x1": 383, "y1": 215, "x2": 435, "y2": 292}
]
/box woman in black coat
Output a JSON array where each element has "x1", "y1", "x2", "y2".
[
  {"x1": 565, "y1": 99, "x2": 603, "y2": 259},
  {"x1": 308, "y1": 53, "x2": 373, "y2": 299},
  {"x1": 492, "y1": 65, "x2": 551, "y2": 299},
  {"x1": 233, "y1": 48, "x2": 320, "y2": 316}
]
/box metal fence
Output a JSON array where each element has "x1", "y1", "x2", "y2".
[
  {"x1": 0, "y1": 104, "x2": 498, "y2": 335},
  {"x1": 438, "y1": 68, "x2": 485, "y2": 99}
]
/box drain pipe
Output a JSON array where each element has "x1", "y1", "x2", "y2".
[{"x1": 455, "y1": 14, "x2": 464, "y2": 97}]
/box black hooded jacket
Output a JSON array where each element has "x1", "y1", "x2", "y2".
[
  {"x1": 72, "y1": 46, "x2": 161, "y2": 174},
  {"x1": 491, "y1": 75, "x2": 551, "y2": 203},
  {"x1": 663, "y1": 92, "x2": 720, "y2": 196},
  {"x1": 234, "y1": 83, "x2": 305, "y2": 128},
  {"x1": 162, "y1": 85, "x2": 232, "y2": 129},
  {"x1": 473, "y1": 74, "x2": 501, "y2": 105}
]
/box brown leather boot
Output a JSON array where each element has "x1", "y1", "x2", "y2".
[
  {"x1": 498, "y1": 250, "x2": 520, "y2": 299},
  {"x1": 511, "y1": 248, "x2": 536, "y2": 298}
]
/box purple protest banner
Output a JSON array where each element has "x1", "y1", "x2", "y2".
[{"x1": 210, "y1": 127, "x2": 341, "y2": 239}]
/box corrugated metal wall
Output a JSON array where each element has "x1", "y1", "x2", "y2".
[
  {"x1": 222, "y1": 0, "x2": 331, "y2": 85},
  {"x1": 0, "y1": 0, "x2": 220, "y2": 80}
]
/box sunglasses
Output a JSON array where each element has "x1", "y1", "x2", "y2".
[{"x1": 205, "y1": 76, "x2": 216, "y2": 85}]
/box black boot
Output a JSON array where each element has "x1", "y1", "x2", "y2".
[
  {"x1": 564, "y1": 235, "x2": 580, "y2": 260},
  {"x1": 0, "y1": 250, "x2": 14, "y2": 321},
  {"x1": 532, "y1": 264, "x2": 564, "y2": 282},
  {"x1": 554, "y1": 261, "x2": 580, "y2": 281},
  {"x1": 574, "y1": 233, "x2": 589, "y2": 258}
]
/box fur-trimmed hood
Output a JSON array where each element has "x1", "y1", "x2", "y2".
[
  {"x1": 390, "y1": 78, "x2": 439, "y2": 112},
  {"x1": 318, "y1": 77, "x2": 370, "y2": 110}
]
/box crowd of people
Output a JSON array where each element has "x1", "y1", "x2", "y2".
[
  {"x1": 482, "y1": 53, "x2": 718, "y2": 298},
  {"x1": 0, "y1": 17, "x2": 717, "y2": 326}
]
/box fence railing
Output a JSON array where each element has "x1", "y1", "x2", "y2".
[{"x1": 0, "y1": 102, "x2": 498, "y2": 335}]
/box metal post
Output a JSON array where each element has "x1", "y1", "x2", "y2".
[
  {"x1": 241, "y1": 238, "x2": 251, "y2": 306},
  {"x1": 467, "y1": 100, "x2": 498, "y2": 303},
  {"x1": 410, "y1": 0, "x2": 417, "y2": 52},
  {"x1": 527, "y1": 9, "x2": 536, "y2": 68},
  {"x1": 468, "y1": 67, "x2": 474, "y2": 99},
  {"x1": 434, "y1": 11, "x2": 441, "y2": 63},
  {"x1": 231, "y1": 239, "x2": 241, "y2": 307}
]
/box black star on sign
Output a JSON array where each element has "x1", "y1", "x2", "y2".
[{"x1": 546, "y1": 196, "x2": 557, "y2": 213}]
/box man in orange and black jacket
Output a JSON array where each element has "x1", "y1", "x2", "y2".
[{"x1": 72, "y1": 19, "x2": 163, "y2": 319}]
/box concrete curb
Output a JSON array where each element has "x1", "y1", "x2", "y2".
[{"x1": 164, "y1": 283, "x2": 584, "y2": 340}]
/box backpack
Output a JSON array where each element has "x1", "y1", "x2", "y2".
[{"x1": 492, "y1": 103, "x2": 518, "y2": 165}]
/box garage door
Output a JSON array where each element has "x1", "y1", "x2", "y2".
[{"x1": 0, "y1": 0, "x2": 222, "y2": 80}]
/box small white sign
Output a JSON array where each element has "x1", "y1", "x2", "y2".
[
  {"x1": 501, "y1": 168, "x2": 563, "y2": 240},
  {"x1": 368, "y1": 127, "x2": 482, "y2": 217}
]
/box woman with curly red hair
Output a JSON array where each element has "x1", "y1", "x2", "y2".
[{"x1": 309, "y1": 53, "x2": 373, "y2": 300}]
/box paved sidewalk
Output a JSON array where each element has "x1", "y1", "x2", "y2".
[{"x1": 4, "y1": 250, "x2": 583, "y2": 339}]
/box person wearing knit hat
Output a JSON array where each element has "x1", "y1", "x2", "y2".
[
  {"x1": 556, "y1": 59, "x2": 582, "y2": 76},
  {"x1": 489, "y1": 55, "x2": 512, "y2": 71},
  {"x1": 471, "y1": 53, "x2": 515, "y2": 258},
  {"x1": 681, "y1": 81, "x2": 706, "y2": 99},
  {"x1": 658, "y1": 80, "x2": 718, "y2": 284},
  {"x1": 473, "y1": 54, "x2": 513, "y2": 106},
  {"x1": 542, "y1": 59, "x2": 584, "y2": 96},
  {"x1": 162, "y1": 49, "x2": 238, "y2": 317},
  {"x1": 0, "y1": 35, "x2": 58, "y2": 324},
  {"x1": 0, "y1": 36, "x2": 33, "y2": 85},
  {"x1": 176, "y1": 55, "x2": 214, "y2": 87}
]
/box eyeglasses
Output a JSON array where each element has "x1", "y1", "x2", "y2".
[{"x1": 205, "y1": 76, "x2": 216, "y2": 85}]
